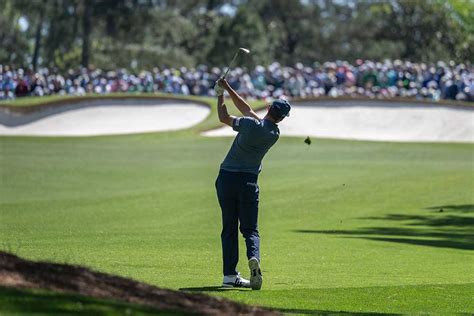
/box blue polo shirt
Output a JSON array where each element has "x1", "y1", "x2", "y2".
[{"x1": 220, "y1": 117, "x2": 280, "y2": 175}]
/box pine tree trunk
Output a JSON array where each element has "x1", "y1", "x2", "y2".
[
  {"x1": 81, "y1": 0, "x2": 92, "y2": 68},
  {"x1": 32, "y1": 0, "x2": 47, "y2": 71}
]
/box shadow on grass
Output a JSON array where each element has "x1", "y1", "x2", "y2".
[
  {"x1": 179, "y1": 286, "x2": 249, "y2": 292},
  {"x1": 0, "y1": 286, "x2": 181, "y2": 315},
  {"x1": 178, "y1": 289, "x2": 397, "y2": 315},
  {"x1": 278, "y1": 308, "x2": 398, "y2": 315},
  {"x1": 426, "y1": 204, "x2": 474, "y2": 213},
  {"x1": 294, "y1": 204, "x2": 474, "y2": 251}
]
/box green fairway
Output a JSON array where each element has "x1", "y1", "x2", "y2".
[
  {"x1": 1, "y1": 99, "x2": 473, "y2": 314},
  {"x1": 1, "y1": 135, "x2": 472, "y2": 314}
]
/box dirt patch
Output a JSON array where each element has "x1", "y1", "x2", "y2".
[{"x1": 0, "y1": 251, "x2": 279, "y2": 316}]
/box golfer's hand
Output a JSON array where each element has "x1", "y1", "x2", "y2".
[
  {"x1": 214, "y1": 81, "x2": 224, "y2": 96},
  {"x1": 217, "y1": 78, "x2": 229, "y2": 90}
]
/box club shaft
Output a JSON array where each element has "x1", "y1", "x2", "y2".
[{"x1": 223, "y1": 52, "x2": 239, "y2": 79}]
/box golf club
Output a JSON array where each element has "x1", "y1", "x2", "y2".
[{"x1": 222, "y1": 47, "x2": 250, "y2": 79}]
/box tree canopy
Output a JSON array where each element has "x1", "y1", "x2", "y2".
[{"x1": 1, "y1": 0, "x2": 471, "y2": 70}]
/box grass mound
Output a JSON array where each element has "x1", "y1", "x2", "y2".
[{"x1": 0, "y1": 251, "x2": 278, "y2": 315}]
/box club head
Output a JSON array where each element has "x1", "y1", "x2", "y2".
[{"x1": 223, "y1": 48, "x2": 250, "y2": 79}]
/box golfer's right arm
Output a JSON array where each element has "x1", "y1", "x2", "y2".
[
  {"x1": 217, "y1": 95, "x2": 235, "y2": 127},
  {"x1": 218, "y1": 79, "x2": 260, "y2": 120}
]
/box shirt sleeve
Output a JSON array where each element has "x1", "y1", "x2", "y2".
[{"x1": 232, "y1": 117, "x2": 259, "y2": 133}]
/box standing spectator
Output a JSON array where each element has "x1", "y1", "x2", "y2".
[{"x1": 15, "y1": 79, "x2": 29, "y2": 97}]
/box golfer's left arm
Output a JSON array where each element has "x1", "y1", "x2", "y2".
[
  {"x1": 217, "y1": 95, "x2": 235, "y2": 127},
  {"x1": 218, "y1": 79, "x2": 260, "y2": 120}
]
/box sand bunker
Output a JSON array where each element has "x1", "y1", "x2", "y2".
[
  {"x1": 203, "y1": 100, "x2": 474, "y2": 143},
  {"x1": 0, "y1": 99, "x2": 210, "y2": 136},
  {"x1": 1, "y1": 98, "x2": 472, "y2": 142}
]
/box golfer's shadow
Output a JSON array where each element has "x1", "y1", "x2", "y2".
[{"x1": 180, "y1": 286, "x2": 249, "y2": 292}]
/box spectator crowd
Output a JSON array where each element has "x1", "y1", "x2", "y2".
[{"x1": 1, "y1": 59, "x2": 473, "y2": 102}]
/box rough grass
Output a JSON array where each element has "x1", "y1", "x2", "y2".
[
  {"x1": 0, "y1": 95, "x2": 473, "y2": 314},
  {"x1": 0, "y1": 251, "x2": 278, "y2": 316},
  {"x1": 0, "y1": 287, "x2": 178, "y2": 315},
  {"x1": 2, "y1": 92, "x2": 473, "y2": 108},
  {"x1": 0, "y1": 93, "x2": 200, "y2": 107}
]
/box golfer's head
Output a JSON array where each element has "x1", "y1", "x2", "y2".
[{"x1": 268, "y1": 99, "x2": 291, "y2": 122}]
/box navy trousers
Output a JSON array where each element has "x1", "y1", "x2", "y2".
[{"x1": 215, "y1": 169, "x2": 260, "y2": 276}]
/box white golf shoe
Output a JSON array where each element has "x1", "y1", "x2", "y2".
[
  {"x1": 222, "y1": 273, "x2": 251, "y2": 288},
  {"x1": 248, "y1": 257, "x2": 263, "y2": 290}
]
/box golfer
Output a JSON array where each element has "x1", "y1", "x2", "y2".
[{"x1": 214, "y1": 78, "x2": 290, "y2": 290}]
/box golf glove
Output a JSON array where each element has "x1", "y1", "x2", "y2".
[{"x1": 214, "y1": 81, "x2": 224, "y2": 96}]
